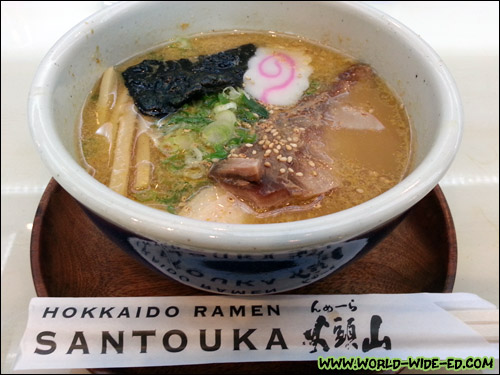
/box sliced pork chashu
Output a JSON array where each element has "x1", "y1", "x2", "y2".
[{"x1": 209, "y1": 64, "x2": 385, "y2": 211}]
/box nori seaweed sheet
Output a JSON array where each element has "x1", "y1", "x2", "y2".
[{"x1": 122, "y1": 44, "x2": 257, "y2": 118}]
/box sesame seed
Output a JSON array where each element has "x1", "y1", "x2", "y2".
[
  {"x1": 296, "y1": 172, "x2": 304, "y2": 177},
  {"x1": 273, "y1": 149, "x2": 279, "y2": 154},
  {"x1": 356, "y1": 188, "x2": 364, "y2": 193},
  {"x1": 285, "y1": 144, "x2": 292, "y2": 151},
  {"x1": 264, "y1": 149, "x2": 272, "y2": 157},
  {"x1": 280, "y1": 156, "x2": 288, "y2": 162},
  {"x1": 287, "y1": 156, "x2": 293, "y2": 163},
  {"x1": 269, "y1": 142, "x2": 274, "y2": 148},
  {"x1": 312, "y1": 171, "x2": 318, "y2": 176},
  {"x1": 258, "y1": 140, "x2": 265, "y2": 145},
  {"x1": 308, "y1": 160, "x2": 316, "y2": 167},
  {"x1": 288, "y1": 167, "x2": 294, "y2": 173},
  {"x1": 280, "y1": 168, "x2": 286, "y2": 174},
  {"x1": 245, "y1": 143, "x2": 253, "y2": 148},
  {"x1": 290, "y1": 143, "x2": 298, "y2": 148},
  {"x1": 276, "y1": 144, "x2": 281, "y2": 150},
  {"x1": 264, "y1": 161, "x2": 271, "y2": 167},
  {"x1": 252, "y1": 150, "x2": 257, "y2": 155}
]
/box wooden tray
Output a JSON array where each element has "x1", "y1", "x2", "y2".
[{"x1": 30, "y1": 179, "x2": 457, "y2": 374}]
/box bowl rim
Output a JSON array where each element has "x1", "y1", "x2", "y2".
[{"x1": 28, "y1": 1, "x2": 463, "y2": 253}]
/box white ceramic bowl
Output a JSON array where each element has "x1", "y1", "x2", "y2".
[{"x1": 28, "y1": 1, "x2": 462, "y2": 294}]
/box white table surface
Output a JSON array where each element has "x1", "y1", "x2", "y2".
[{"x1": 1, "y1": 2, "x2": 498, "y2": 373}]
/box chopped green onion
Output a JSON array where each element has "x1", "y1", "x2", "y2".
[
  {"x1": 204, "y1": 144, "x2": 229, "y2": 161},
  {"x1": 213, "y1": 102, "x2": 237, "y2": 113},
  {"x1": 305, "y1": 80, "x2": 321, "y2": 95},
  {"x1": 238, "y1": 94, "x2": 269, "y2": 118},
  {"x1": 223, "y1": 86, "x2": 243, "y2": 101},
  {"x1": 214, "y1": 110, "x2": 237, "y2": 124},
  {"x1": 201, "y1": 120, "x2": 235, "y2": 146},
  {"x1": 163, "y1": 153, "x2": 186, "y2": 171}
]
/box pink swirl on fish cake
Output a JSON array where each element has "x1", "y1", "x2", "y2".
[{"x1": 257, "y1": 53, "x2": 296, "y2": 104}]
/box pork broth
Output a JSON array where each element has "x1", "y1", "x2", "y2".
[{"x1": 78, "y1": 31, "x2": 412, "y2": 224}]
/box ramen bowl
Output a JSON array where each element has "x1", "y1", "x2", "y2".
[{"x1": 28, "y1": 1, "x2": 462, "y2": 294}]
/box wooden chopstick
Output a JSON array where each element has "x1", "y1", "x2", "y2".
[{"x1": 449, "y1": 309, "x2": 499, "y2": 343}]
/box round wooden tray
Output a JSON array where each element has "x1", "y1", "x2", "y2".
[{"x1": 31, "y1": 179, "x2": 457, "y2": 374}]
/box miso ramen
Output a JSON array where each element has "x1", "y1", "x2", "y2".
[{"x1": 78, "y1": 31, "x2": 412, "y2": 224}]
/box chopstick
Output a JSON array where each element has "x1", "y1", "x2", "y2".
[{"x1": 449, "y1": 309, "x2": 499, "y2": 343}]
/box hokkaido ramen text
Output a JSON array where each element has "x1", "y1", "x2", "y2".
[{"x1": 34, "y1": 303, "x2": 283, "y2": 354}]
